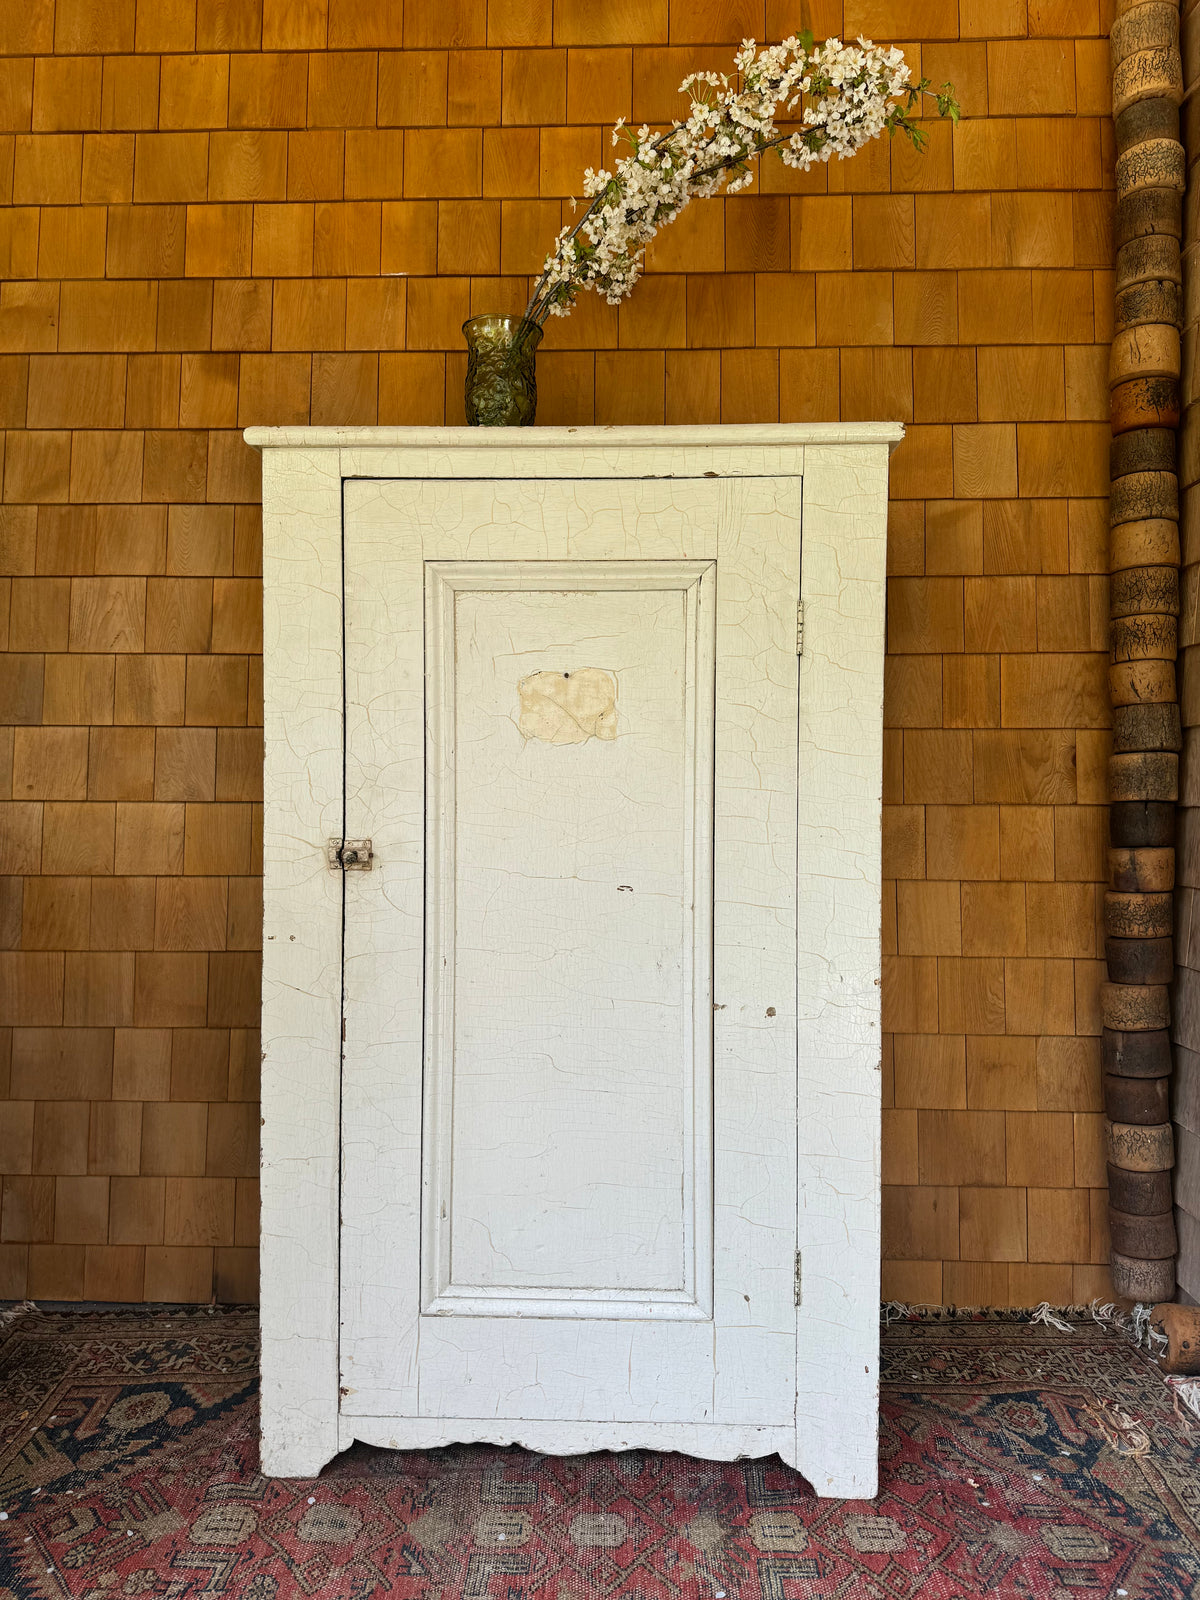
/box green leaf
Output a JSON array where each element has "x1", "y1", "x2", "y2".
[{"x1": 938, "y1": 82, "x2": 961, "y2": 122}]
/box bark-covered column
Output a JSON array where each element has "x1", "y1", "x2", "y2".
[
  {"x1": 1106, "y1": 0, "x2": 1184, "y2": 1304},
  {"x1": 1172, "y1": 0, "x2": 1200, "y2": 1304}
]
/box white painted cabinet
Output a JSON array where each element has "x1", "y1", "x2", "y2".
[{"x1": 249, "y1": 425, "x2": 898, "y2": 1497}]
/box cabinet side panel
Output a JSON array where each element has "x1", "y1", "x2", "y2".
[
  {"x1": 260, "y1": 446, "x2": 345, "y2": 1475},
  {"x1": 791, "y1": 444, "x2": 889, "y2": 1498}
]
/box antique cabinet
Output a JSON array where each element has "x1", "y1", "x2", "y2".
[{"x1": 249, "y1": 425, "x2": 898, "y2": 1496}]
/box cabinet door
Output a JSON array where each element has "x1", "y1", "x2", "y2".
[{"x1": 340, "y1": 475, "x2": 801, "y2": 1459}]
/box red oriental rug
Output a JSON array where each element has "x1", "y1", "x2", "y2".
[{"x1": 0, "y1": 1306, "x2": 1197, "y2": 1598}]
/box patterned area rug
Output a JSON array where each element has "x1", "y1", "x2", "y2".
[{"x1": 0, "y1": 1309, "x2": 1197, "y2": 1598}]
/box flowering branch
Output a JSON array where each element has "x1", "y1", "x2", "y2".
[{"x1": 523, "y1": 32, "x2": 959, "y2": 326}]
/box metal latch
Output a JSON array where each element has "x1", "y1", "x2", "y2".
[{"x1": 327, "y1": 838, "x2": 373, "y2": 872}]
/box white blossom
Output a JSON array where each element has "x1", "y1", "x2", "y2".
[{"x1": 524, "y1": 34, "x2": 956, "y2": 323}]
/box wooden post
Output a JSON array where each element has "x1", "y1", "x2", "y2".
[{"x1": 1107, "y1": 0, "x2": 1183, "y2": 1305}]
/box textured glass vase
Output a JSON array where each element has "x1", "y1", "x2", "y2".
[{"x1": 462, "y1": 314, "x2": 543, "y2": 427}]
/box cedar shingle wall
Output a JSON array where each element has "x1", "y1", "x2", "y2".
[{"x1": 0, "y1": 0, "x2": 1115, "y2": 1305}]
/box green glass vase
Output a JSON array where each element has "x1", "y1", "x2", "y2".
[{"x1": 462, "y1": 314, "x2": 543, "y2": 427}]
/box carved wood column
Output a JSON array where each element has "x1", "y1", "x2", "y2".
[{"x1": 1105, "y1": 0, "x2": 1184, "y2": 1303}]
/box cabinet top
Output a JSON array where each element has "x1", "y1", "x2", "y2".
[{"x1": 244, "y1": 423, "x2": 904, "y2": 452}]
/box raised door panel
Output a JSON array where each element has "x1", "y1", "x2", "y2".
[{"x1": 424, "y1": 562, "x2": 714, "y2": 1319}]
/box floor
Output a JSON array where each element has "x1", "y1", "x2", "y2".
[{"x1": 0, "y1": 1306, "x2": 1197, "y2": 1597}]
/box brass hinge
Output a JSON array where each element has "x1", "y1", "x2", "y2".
[
  {"x1": 796, "y1": 599, "x2": 805, "y2": 657},
  {"x1": 794, "y1": 1249, "x2": 802, "y2": 1307},
  {"x1": 327, "y1": 838, "x2": 373, "y2": 872}
]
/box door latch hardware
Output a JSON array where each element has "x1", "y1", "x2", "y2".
[
  {"x1": 327, "y1": 838, "x2": 373, "y2": 872},
  {"x1": 794, "y1": 1249, "x2": 802, "y2": 1307},
  {"x1": 796, "y1": 599, "x2": 805, "y2": 657}
]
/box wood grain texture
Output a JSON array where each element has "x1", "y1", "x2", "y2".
[{"x1": 0, "y1": 1, "x2": 1117, "y2": 1309}]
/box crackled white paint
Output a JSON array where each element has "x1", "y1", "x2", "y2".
[{"x1": 249, "y1": 424, "x2": 898, "y2": 1496}]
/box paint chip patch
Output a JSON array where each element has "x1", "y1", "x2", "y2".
[{"x1": 518, "y1": 668, "x2": 617, "y2": 744}]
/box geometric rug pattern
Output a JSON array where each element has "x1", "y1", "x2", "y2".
[{"x1": 0, "y1": 1307, "x2": 1197, "y2": 1597}]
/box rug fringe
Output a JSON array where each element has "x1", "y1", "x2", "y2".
[
  {"x1": 882, "y1": 1297, "x2": 1168, "y2": 1355},
  {"x1": 881, "y1": 1300, "x2": 1099, "y2": 1325},
  {"x1": 0, "y1": 1301, "x2": 36, "y2": 1331},
  {"x1": 1087, "y1": 1298, "x2": 1170, "y2": 1360},
  {"x1": 1030, "y1": 1301, "x2": 1076, "y2": 1332},
  {"x1": 1165, "y1": 1375, "x2": 1200, "y2": 1425}
]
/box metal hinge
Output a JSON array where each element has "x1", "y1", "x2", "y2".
[
  {"x1": 327, "y1": 838, "x2": 373, "y2": 872},
  {"x1": 794, "y1": 1250, "x2": 802, "y2": 1307},
  {"x1": 796, "y1": 599, "x2": 805, "y2": 656}
]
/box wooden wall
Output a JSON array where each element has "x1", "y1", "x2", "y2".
[{"x1": 0, "y1": 0, "x2": 1115, "y2": 1305}]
